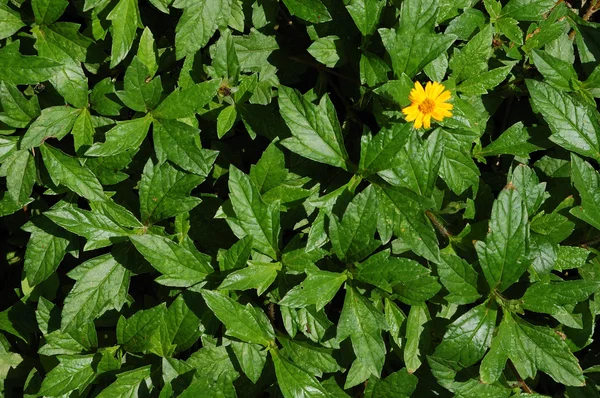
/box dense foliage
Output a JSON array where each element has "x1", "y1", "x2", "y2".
[{"x1": 2, "y1": 0, "x2": 600, "y2": 396}]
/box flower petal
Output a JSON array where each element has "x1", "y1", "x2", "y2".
[
  {"x1": 423, "y1": 114, "x2": 431, "y2": 129},
  {"x1": 436, "y1": 90, "x2": 452, "y2": 103}
]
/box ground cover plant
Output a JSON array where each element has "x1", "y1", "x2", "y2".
[{"x1": 3, "y1": 0, "x2": 600, "y2": 396}]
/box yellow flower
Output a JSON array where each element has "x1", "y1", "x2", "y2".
[{"x1": 402, "y1": 81, "x2": 453, "y2": 129}]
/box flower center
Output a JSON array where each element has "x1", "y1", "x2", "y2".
[{"x1": 418, "y1": 99, "x2": 436, "y2": 114}]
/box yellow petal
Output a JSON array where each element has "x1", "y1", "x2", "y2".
[
  {"x1": 436, "y1": 102, "x2": 453, "y2": 110},
  {"x1": 414, "y1": 113, "x2": 424, "y2": 129},
  {"x1": 430, "y1": 82, "x2": 445, "y2": 99},
  {"x1": 423, "y1": 114, "x2": 431, "y2": 129},
  {"x1": 436, "y1": 90, "x2": 452, "y2": 103},
  {"x1": 431, "y1": 110, "x2": 445, "y2": 121},
  {"x1": 411, "y1": 81, "x2": 426, "y2": 102}
]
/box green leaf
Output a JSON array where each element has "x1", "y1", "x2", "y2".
[
  {"x1": 458, "y1": 65, "x2": 514, "y2": 95},
  {"x1": 510, "y1": 163, "x2": 548, "y2": 215},
  {"x1": 218, "y1": 261, "x2": 280, "y2": 295},
  {"x1": 233, "y1": 29, "x2": 279, "y2": 72},
  {"x1": 152, "y1": 80, "x2": 220, "y2": 119},
  {"x1": 570, "y1": 154, "x2": 600, "y2": 231},
  {"x1": 271, "y1": 349, "x2": 330, "y2": 398},
  {"x1": 218, "y1": 236, "x2": 253, "y2": 271},
  {"x1": 210, "y1": 29, "x2": 240, "y2": 82},
  {"x1": 308, "y1": 36, "x2": 344, "y2": 68},
  {"x1": 355, "y1": 250, "x2": 440, "y2": 305},
  {"x1": 4, "y1": 149, "x2": 35, "y2": 206},
  {"x1": 481, "y1": 311, "x2": 584, "y2": 386},
  {"x1": 377, "y1": 185, "x2": 440, "y2": 263},
  {"x1": 72, "y1": 108, "x2": 94, "y2": 155},
  {"x1": 379, "y1": 0, "x2": 456, "y2": 78},
  {"x1": 337, "y1": 285, "x2": 387, "y2": 379},
  {"x1": 21, "y1": 106, "x2": 80, "y2": 149},
  {"x1": 330, "y1": 185, "x2": 379, "y2": 263},
  {"x1": 231, "y1": 342, "x2": 267, "y2": 384},
  {"x1": 279, "y1": 86, "x2": 349, "y2": 169},
  {"x1": 0, "y1": 3, "x2": 25, "y2": 40},
  {"x1": 279, "y1": 270, "x2": 347, "y2": 311},
  {"x1": 117, "y1": 304, "x2": 169, "y2": 354},
  {"x1": 477, "y1": 122, "x2": 541, "y2": 159},
  {"x1": 345, "y1": 0, "x2": 385, "y2": 36},
  {"x1": 38, "y1": 355, "x2": 96, "y2": 396},
  {"x1": 32, "y1": 0, "x2": 68, "y2": 24},
  {"x1": 139, "y1": 160, "x2": 204, "y2": 224},
  {"x1": 364, "y1": 369, "x2": 417, "y2": 398},
  {"x1": 531, "y1": 49, "x2": 578, "y2": 92},
  {"x1": 200, "y1": 289, "x2": 275, "y2": 346},
  {"x1": 85, "y1": 115, "x2": 152, "y2": 157},
  {"x1": 40, "y1": 144, "x2": 106, "y2": 202},
  {"x1": 278, "y1": 336, "x2": 342, "y2": 377},
  {"x1": 379, "y1": 129, "x2": 443, "y2": 198},
  {"x1": 475, "y1": 186, "x2": 529, "y2": 292},
  {"x1": 186, "y1": 345, "x2": 239, "y2": 382},
  {"x1": 359, "y1": 123, "x2": 413, "y2": 175},
  {"x1": 250, "y1": 140, "x2": 287, "y2": 193},
  {"x1": 60, "y1": 250, "x2": 130, "y2": 333},
  {"x1": 44, "y1": 205, "x2": 130, "y2": 251},
  {"x1": 96, "y1": 366, "x2": 152, "y2": 398},
  {"x1": 404, "y1": 303, "x2": 429, "y2": 373},
  {"x1": 527, "y1": 79, "x2": 600, "y2": 161},
  {"x1": 502, "y1": 0, "x2": 555, "y2": 21},
  {"x1": 107, "y1": 0, "x2": 142, "y2": 67},
  {"x1": 175, "y1": 0, "x2": 224, "y2": 60},
  {"x1": 439, "y1": 129, "x2": 480, "y2": 195},
  {"x1": 153, "y1": 118, "x2": 218, "y2": 177},
  {"x1": 521, "y1": 280, "x2": 600, "y2": 319},
  {"x1": 530, "y1": 213, "x2": 574, "y2": 244},
  {"x1": 137, "y1": 27, "x2": 158, "y2": 77},
  {"x1": 0, "y1": 82, "x2": 40, "y2": 128},
  {"x1": 130, "y1": 234, "x2": 213, "y2": 287},
  {"x1": 116, "y1": 57, "x2": 162, "y2": 113},
  {"x1": 217, "y1": 105, "x2": 238, "y2": 138},
  {"x1": 228, "y1": 165, "x2": 280, "y2": 259},
  {"x1": 23, "y1": 215, "x2": 73, "y2": 286},
  {"x1": 280, "y1": 0, "x2": 331, "y2": 24},
  {"x1": 450, "y1": 24, "x2": 493, "y2": 82},
  {"x1": 434, "y1": 302, "x2": 497, "y2": 367},
  {"x1": 0, "y1": 41, "x2": 62, "y2": 85},
  {"x1": 360, "y1": 52, "x2": 390, "y2": 87},
  {"x1": 437, "y1": 251, "x2": 481, "y2": 305}
]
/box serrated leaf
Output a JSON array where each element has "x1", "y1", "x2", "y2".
[
  {"x1": 218, "y1": 261, "x2": 280, "y2": 295},
  {"x1": 434, "y1": 302, "x2": 497, "y2": 368},
  {"x1": 531, "y1": 49, "x2": 578, "y2": 92},
  {"x1": 96, "y1": 366, "x2": 152, "y2": 398},
  {"x1": 0, "y1": 82, "x2": 40, "y2": 128},
  {"x1": 477, "y1": 122, "x2": 541, "y2": 158},
  {"x1": 502, "y1": 0, "x2": 555, "y2": 21},
  {"x1": 450, "y1": 24, "x2": 493, "y2": 82},
  {"x1": 330, "y1": 185, "x2": 379, "y2": 263},
  {"x1": 379, "y1": 0, "x2": 455, "y2": 78},
  {"x1": 281, "y1": 0, "x2": 331, "y2": 24},
  {"x1": 21, "y1": 106, "x2": 80, "y2": 149},
  {"x1": 217, "y1": 105, "x2": 237, "y2": 138},
  {"x1": 475, "y1": 187, "x2": 529, "y2": 292},
  {"x1": 359, "y1": 123, "x2": 413, "y2": 174},
  {"x1": 228, "y1": 165, "x2": 280, "y2": 259},
  {"x1": 522, "y1": 280, "x2": 600, "y2": 318},
  {"x1": 458, "y1": 65, "x2": 513, "y2": 95},
  {"x1": 117, "y1": 304, "x2": 169, "y2": 354},
  {"x1": 23, "y1": 215, "x2": 73, "y2": 286},
  {"x1": 5, "y1": 149, "x2": 35, "y2": 206},
  {"x1": 40, "y1": 144, "x2": 106, "y2": 202},
  {"x1": 308, "y1": 36, "x2": 343, "y2": 68},
  {"x1": 437, "y1": 252, "x2": 480, "y2": 305},
  {"x1": 439, "y1": 129, "x2": 480, "y2": 195},
  {"x1": 338, "y1": 285, "x2": 387, "y2": 378},
  {"x1": 527, "y1": 79, "x2": 600, "y2": 161},
  {"x1": 85, "y1": 115, "x2": 152, "y2": 157},
  {"x1": 279, "y1": 270, "x2": 347, "y2": 311},
  {"x1": 61, "y1": 250, "x2": 130, "y2": 333},
  {"x1": 0, "y1": 3, "x2": 25, "y2": 40},
  {"x1": 570, "y1": 154, "x2": 600, "y2": 231},
  {"x1": 231, "y1": 342, "x2": 267, "y2": 384},
  {"x1": 152, "y1": 80, "x2": 220, "y2": 119},
  {"x1": 404, "y1": 303, "x2": 429, "y2": 373},
  {"x1": 278, "y1": 336, "x2": 342, "y2": 377},
  {"x1": 279, "y1": 86, "x2": 349, "y2": 169},
  {"x1": 107, "y1": 0, "x2": 142, "y2": 67},
  {"x1": 153, "y1": 118, "x2": 217, "y2": 177},
  {"x1": 200, "y1": 290, "x2": 275, "y2": 346},
  {"x1": 130, "y1": 234, "x2": 213, "y2": 287},
  {"x1": 38, "y1": 355, "x2": 96, "y2": 396},
  {"x1": 0, "y1": 41, "x2": 62, "y2": 85},
  {"x1": 45, "y1": 205, "x2": 130, "y2": 251},
  {"x1": 175, "y1": 0, "x2": 224, "y2": 60},
  {"x1": 139, "y1": 160, "x2": 204, "y2": 224},
  {"x1": 271, "y1": 348, "x2": 330, "y2": 397},
  {"x1": 481, "y1": 311, "x2": 584, "y2": 386},
  {"x1": 345, "y1": 0, "x2": 385, "y2": 36}
]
